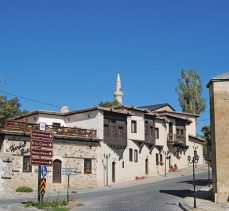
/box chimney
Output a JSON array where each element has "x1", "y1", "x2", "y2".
[{"x1": 61, "y1": 106, "x2": 69, "y2": 113}]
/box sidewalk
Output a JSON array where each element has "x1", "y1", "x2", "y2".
[{"x1": 179, "y1": 185, "x2": 229, "y2": 211}]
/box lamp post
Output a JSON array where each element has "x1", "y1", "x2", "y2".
[
  {"x1": 163, "y1": 151, "x2": 171, "y2": 177},
  {"x1": 104, "y1": 153, "x2": 110, "y2": 186},
  {"x1": 188, "y1": 147, "x2": 199, "y2": 208}
]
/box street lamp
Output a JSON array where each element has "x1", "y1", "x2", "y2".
[
  {"x1": 188, "y1": 147, "x2": 199, "y2": 208},
  {"x1": 163, "y1": 151, "x2": 171, "y2": 177},
  {"x1": 104, "y1": 153, "x2": 110, "y2": 186}
]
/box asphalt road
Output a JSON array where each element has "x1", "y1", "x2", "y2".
[
  {"x1": 72, "y1": 171, "x2": 208, "y2": 211},
  {"x1": 0, "y1": 171, "x2": 209, "y2": 211}
]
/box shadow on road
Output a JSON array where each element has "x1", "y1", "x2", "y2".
[
  {"x1": 177, "y1": 179, "x2": 212, "y2": 186},
  {"x1": 159, "y1": 189, "x2": 192, "y2": 198},
  {"x1": 159, "y1": 189, "x2": 212, "y2": 201}
]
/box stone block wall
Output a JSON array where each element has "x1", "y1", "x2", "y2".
[
  {"x1": 210, "y1": 81, "x2": 229, "y2": 204},
  {"x1": 0, "y1": 134, "x2": 99, "y2": 193}
]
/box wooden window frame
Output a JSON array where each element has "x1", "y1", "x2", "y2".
[
  {"x1": 84, "y1": 159, "x2": 92, "y2": 174},
  {"x1": 23, "y1": 156, "x2": 32, "y2": 172},
  {"x1": 104, "y1": 124, "x2": 109, "y2": 137},
  {"x1": 156, "y1": 153, "x2": 159, "y2": 165},
  {"x1": 131, "y1": 120, "x2": 137, "y2": 133},
  {"x1": 134, "y1": 149, "x2": 138, "y2": 162},
  {"x1": 155, "y1": 128, "x2": 159, "y2": 139},
  {"x1": 118, "y1": 126, "x2": 123, "y2": 138},
  {"x1": 129, "y1": 148, "x2": 133, "y2": 162}
]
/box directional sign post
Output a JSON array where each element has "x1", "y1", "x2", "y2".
[
  {"x1": 30, "y1": 130, "x2": 53, "y2": 202},
  {"x1": 41, "y1": 165, "x2": 47, "y2": 178},
  {"x1": 62, "y1": 168, "x2": 78, "y2": 202},
  {"x1": 40, "y1": 178, "x2": 46, "y2": 202}
]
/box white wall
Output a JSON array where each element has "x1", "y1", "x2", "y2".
[
  {"x1": 66, "y1": 110, "x2": 104, "y2": 139},
  {"x1": 127, "y1": 112, "x2": 145, "y2": 141}
]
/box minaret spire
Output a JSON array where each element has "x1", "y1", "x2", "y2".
[{"x1": 114, "y1": 71, "x2": 124, "y2": 105}]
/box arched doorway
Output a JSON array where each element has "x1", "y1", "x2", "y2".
[
  {"x1": 53, "y1": 159, "x2": 62, "y2": 183},
  {"x1": 112, "y1": 162, "x2": 116, "y2": 183},
  {"x1": 145, "y1": 159, "x2": 149, "y2": 175}
]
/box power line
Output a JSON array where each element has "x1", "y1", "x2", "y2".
[{"x1": 0, "y1": 89, "x2": 62, "y2": 109}]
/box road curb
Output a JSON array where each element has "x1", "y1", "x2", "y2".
[{"x1": 179, "y1": 202, "x2": 190, "y2": 211}]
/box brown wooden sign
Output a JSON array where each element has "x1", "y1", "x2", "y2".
[
  {"x1": 30, "y1": 130, "x2": 54, "y2": 166},
  {"x1": 31, "y1": 148, "x2": 53, "y2": 158},
  {"x1": 31, "y1": 139, "x2": 53, "y2": 149},
  {"x1": 30, "y1": 157, "x2": 53, "y2": 166},
  {"x1": 31, "y1": 131, "x2": 53, "y2": 140}
]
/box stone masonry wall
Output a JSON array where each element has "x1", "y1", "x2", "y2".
[
  {"x1": 210, "y1": 81, "x2": 229, "y2": 204},
  {"x1": 1, "y1": 134, "x2": 99, "y2": 193}
]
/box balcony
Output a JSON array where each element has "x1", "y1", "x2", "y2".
[
  {"x1": 167, "y1": 133, "x2": 186, "y2": 146},
  {"x1": 3, "y1": 121, "x2": 97, "y2": 139}
]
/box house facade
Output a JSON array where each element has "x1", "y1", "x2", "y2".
[{"x1": 0, "y1": 103, "x2": 204, "y2": 193}]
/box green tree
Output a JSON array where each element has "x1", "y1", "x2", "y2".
[
  {"x1": 201, "y1": 125, "x2": 211, "y2": 160},
  {"x1": 176, "y1": 69, "x2": 206, "y2": 115},
  {"x1": 0, "y1": 96, "x2": 28, "y2": 126},
  {"x1": 99, "y1": 100, "x2": 120, "y2": 107}
]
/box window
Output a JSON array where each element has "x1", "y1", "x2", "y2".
[
  {"x1": 111, "y1": 125, "x2": 116, "y2": 137},
  {"x1": 160, "y1": 154, "x2": 163, "y2": 165},
  {"x1": 155, "y1": 128, "x2": 159, "y2": 139},
  {"x1": 104, "y1": 125, "x2": 108, "y2": 137},
  {"x1": 150, "y1": 126, "x2": 154, "y2": 137},
  {"x1": 84, "y1": 159, "x2": 92, "y2": 174},
  {"x1": 23, "y1": 156, "x2": 32, "y2": 172},
  {"x1": 118, "y1": 126, "x2": 123, "y2": 138},
  {"x1": 131, "y1": 120, "x2": 137, "y2": 133},
  {"x1": 145, "y1": 121, "x2": 148, "y2": 136},
  {"x1": 169, "y1": 122, "x2": 173, "y2": 133},
  {"x1": 129, "y1": 148, "x2": 133, "y2": 162},
  {"x1": 156, "y1": 153, "x2": 159, "y2": 165},
  {"x1": 134, "y1": 150, "x2": 138, "y2": 162},
  {"x1": 53, "y1": 122, "x2": 61, "y2": 129},
  {"x1": 180, "y1": 129, "x2": 184, "y2": 136},
  {"x1": 122, "y1": 161, "x2": 124, "y2": 168}
]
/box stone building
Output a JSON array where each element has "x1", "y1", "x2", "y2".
[
  {"x1": 207, "y1": 72, "x2": 229, "y2": 204},
  {"x1": 0, "y1": 73, "x2": 205, "y2": 193}
]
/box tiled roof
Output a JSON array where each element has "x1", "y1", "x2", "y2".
[
  {"x1": 212, "y1": 72, "x2": 229, "y2": 80},
  {"x1": 138, "y1": 103, "x2": 175, "y2": 111},
  {"x1": 207, "y1": 72, "x2": 229, "y2": 87}
]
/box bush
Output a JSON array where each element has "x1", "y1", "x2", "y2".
[
  {"x1": 16, "y1": 186, "x2": 33, "y2": 192},
  {"x1": 174, "y1": 164, "x2": 177, "y2": 169}
]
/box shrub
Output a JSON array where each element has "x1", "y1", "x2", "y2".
[
  {"x1": 174, "y1": 164, "x2": 178, "y2": 169},
  {"x1": 16, "y1": 186, "x2": 33, "y2": 192}
]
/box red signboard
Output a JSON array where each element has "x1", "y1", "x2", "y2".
[
  {"x1": 31, "y1": 131, "x2": 53, "y2": 140},
  {"x1": 31, "y1": 148, "x2": 53, "y2": 158},
  {"x1": 30, "y1": 130, "x2": 54, "y2": 166},
  {"x1": 31, "y1": 139, "x2": 53, "y2": 149},
  {"x1": 30, "y1": 157, "x2": 53, "y2": 166}
]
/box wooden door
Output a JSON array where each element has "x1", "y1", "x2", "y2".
[
  {"x1": 145, "y1": 159, "x2": 148, "y2": 175},
  {"x1": 112, "y1": 162, "x2": 116, "y2": 183},
  {"x1": 53, "y1": 159, "x2": 61, "y2": 183}
]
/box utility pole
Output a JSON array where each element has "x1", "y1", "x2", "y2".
[{"x1": 104, "y1": 154, "x2": 110, "y2": 186}]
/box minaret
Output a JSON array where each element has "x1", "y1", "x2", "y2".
[{"x1": 114, "y1": 72, "x2": 124, "y2": 105}]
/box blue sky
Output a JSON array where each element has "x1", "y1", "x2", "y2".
[{"x1": 1, "y1": 0, "x2": 229, "y2": 133}]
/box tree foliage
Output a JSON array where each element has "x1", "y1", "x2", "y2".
[
  {"x1": 176, "y1": 69, "x2": 206, "y2": 115},
  {"x1": 201, "y1": 125, "x2": 211, "y2": 160},
  {"x1": 0, "y1": 96, "x2": 28, "y2": 126},
  {"x1": 99, "y1": 100, "x2": 120, "y2": 107}
]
